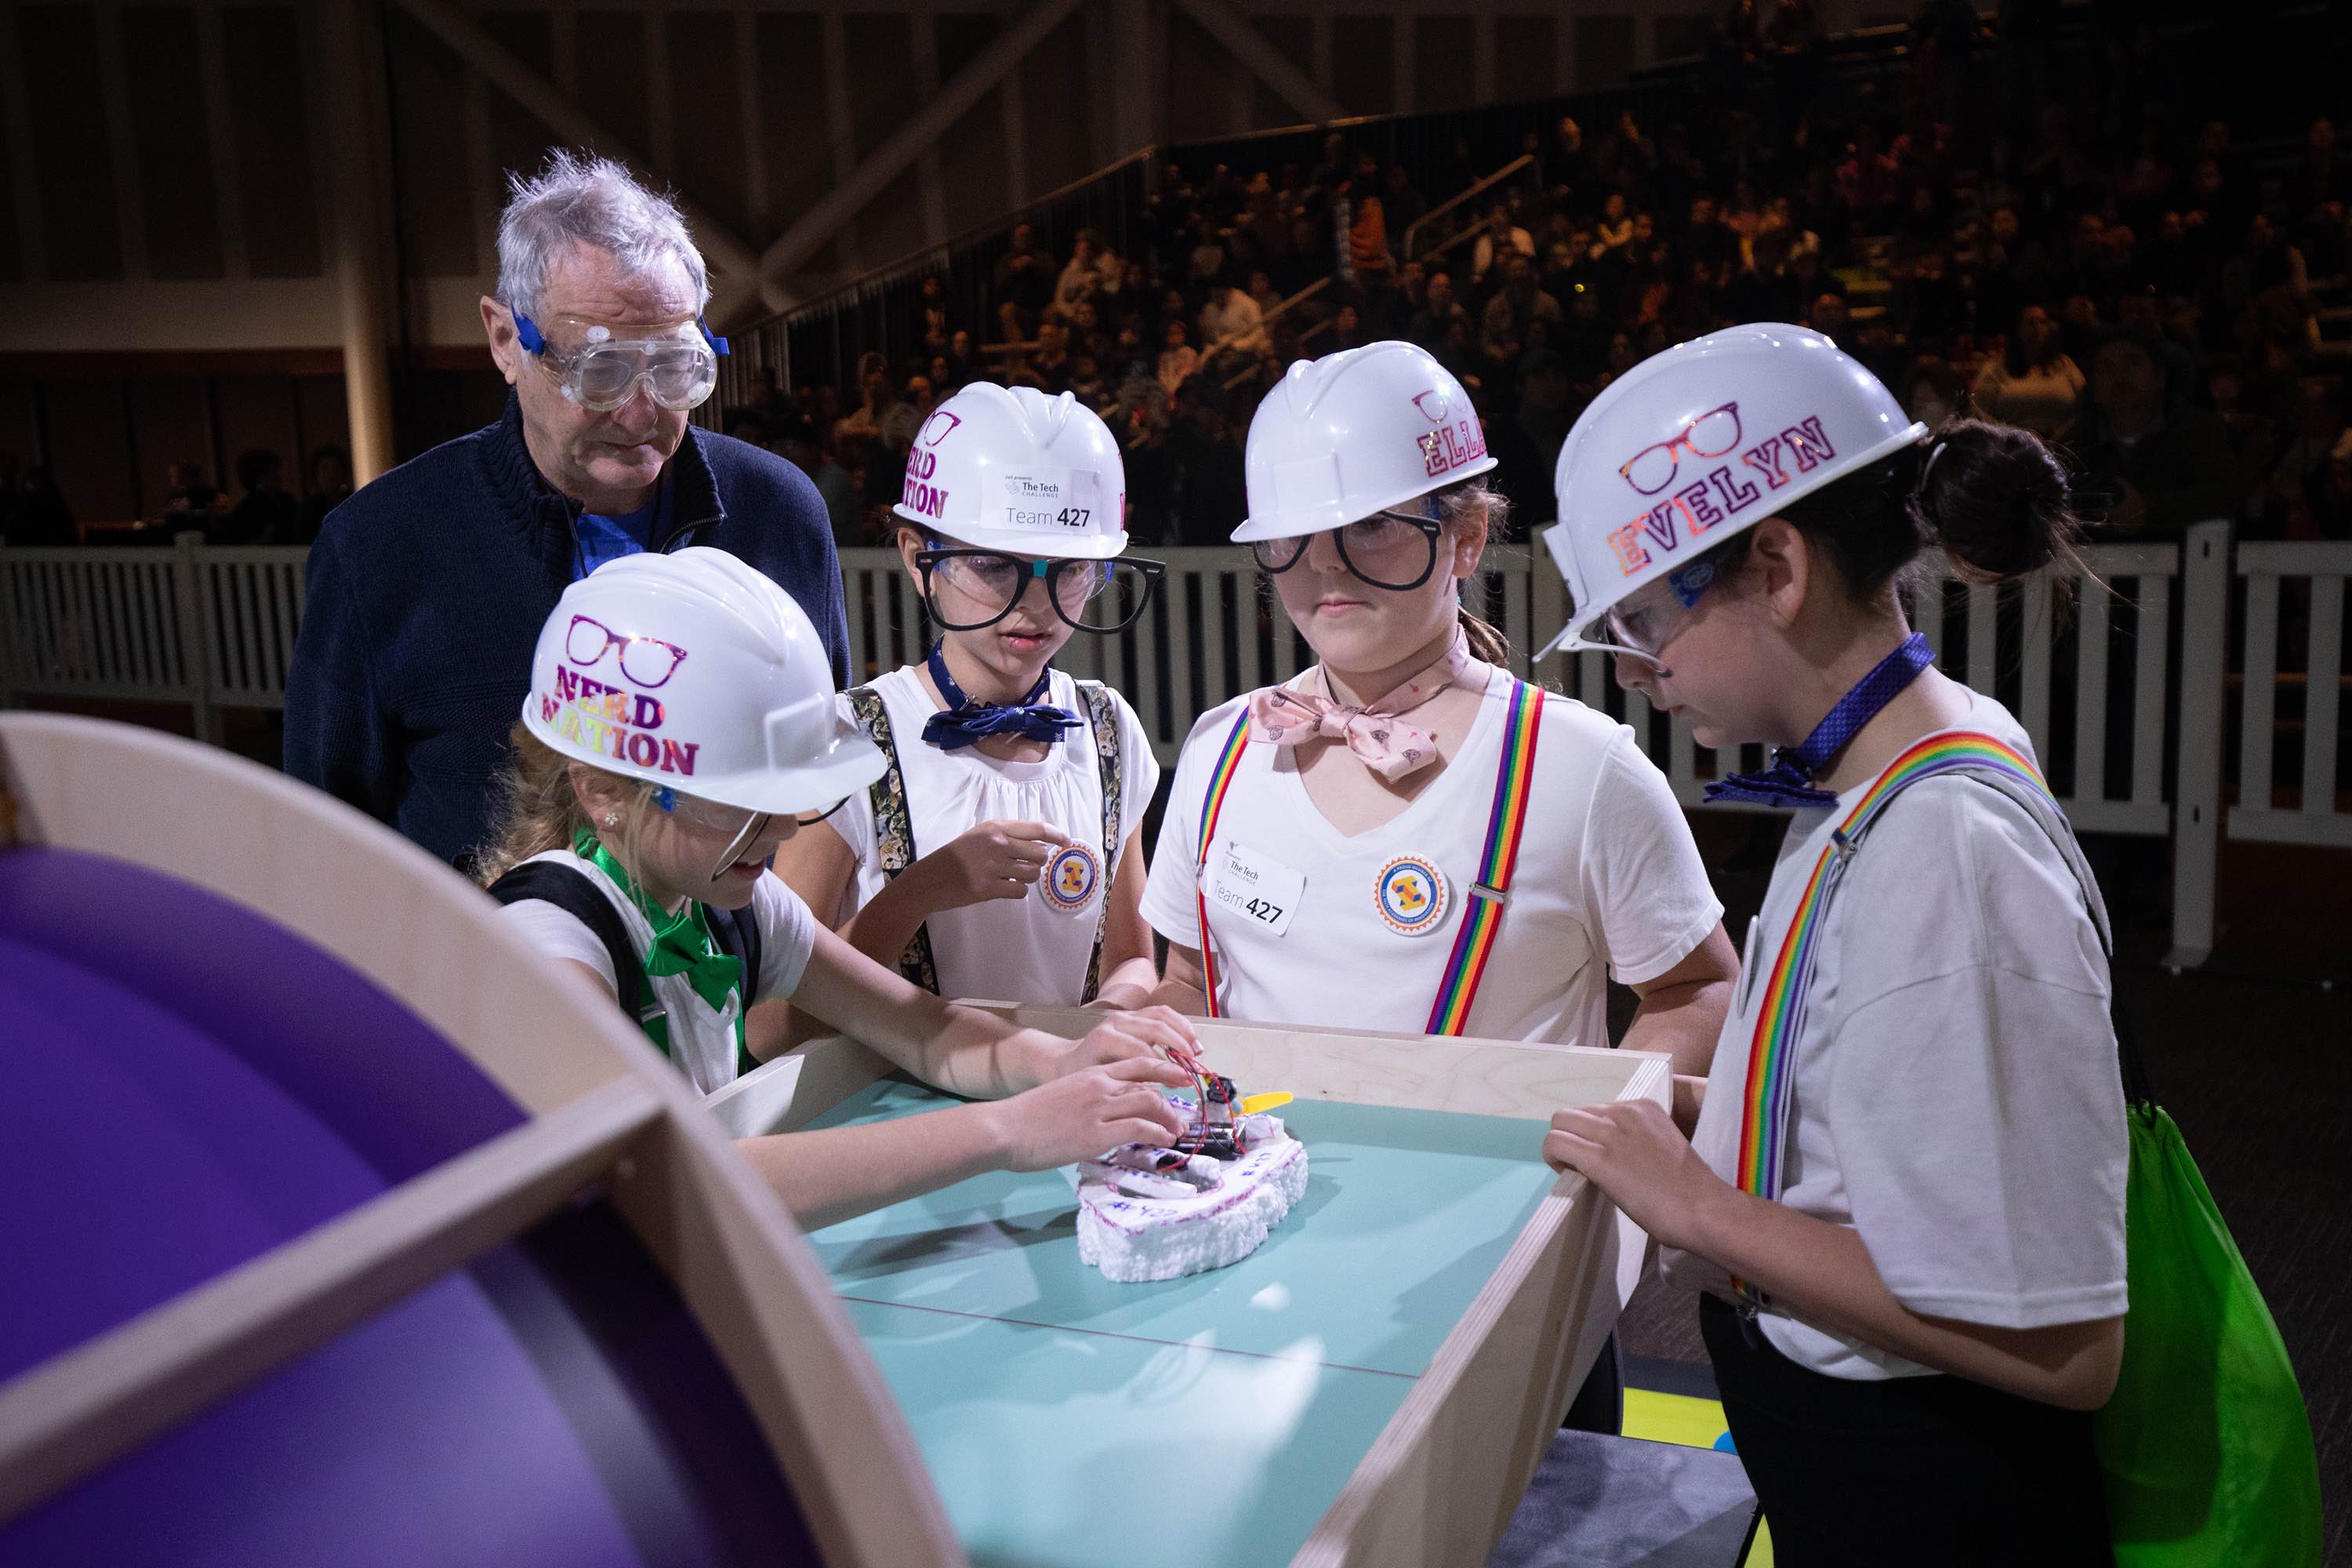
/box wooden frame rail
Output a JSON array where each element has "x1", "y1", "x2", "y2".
[{"x1": 0, "y1": 1078, "x2": 663, "y2": 1520}]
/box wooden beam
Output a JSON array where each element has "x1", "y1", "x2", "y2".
[
  {"x1": 317, "y1": 0, "x2": 396, "y2": 486},
  {"x1": 819, "y1": 12, "x2": 862, "y2": 278},
  {"x1": 737, "y1": 11, "x2": 769, "y2": 230},
  {"x1": 0, "y1": 1078, "x2": 664, "y2": 1523},
  {"x1": 391, "y1": 0, "x2": 760, "y2": 289},
  {"x1": 90, "y1": 3, "x2": 149, "y2": 281},
  {"x1": 193, "y1": 6, "x2": 249, "y2": 279},
  {"x1": 0, "y1": 6, "x2": 44, "y2": 280},
  {"x1": 908, "y1": 16, "x2": 947, "y2": 246},
  {"x1": 1167, "y1": 0, "x2": 1343, "y2": 125},
  {"x1": 755, "y1": 0, "x2": 1087, "y2": 301}
]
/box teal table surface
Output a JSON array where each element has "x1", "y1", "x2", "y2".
[{"x1": 804, "y1": 1080, "x2": 1566, "y2": 1567}]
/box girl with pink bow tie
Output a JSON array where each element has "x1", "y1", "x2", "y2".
[
  {"x1": 1139, "y1": 343, "x2": 1734, "y2": 1078},
  {"x1": 1135, "y1": 343, "x2": 1738, "y2": 1431}
]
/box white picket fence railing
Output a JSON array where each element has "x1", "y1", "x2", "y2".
[{"x1": 2, "y1": 520, "x2": 2343, "y2": 970}]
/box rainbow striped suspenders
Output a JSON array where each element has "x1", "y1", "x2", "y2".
[
  {"x1": 1192, "y1": 680, "x2": 1546, "y2": 1035},
  {"x1": 1425, "y1": 680, "x2": 1544, "y2": 1035},
  {"x1": 1731, "y1": 731, "x2": 2052, "y2": 1303},
  {"x1": 1192, "y1": 710, "x2": 1254, "y2": 1019}
]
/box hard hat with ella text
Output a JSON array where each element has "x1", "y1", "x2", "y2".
[
  {"x1": 1536, "y1": 322, "x2": 1928, "y2": 660},
  {"x1": 1236, "y1": 340, "x2": 1495, "y2": 543}
]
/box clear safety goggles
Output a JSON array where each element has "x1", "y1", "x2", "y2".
[
  {"x1": 514, "y1": 310, "x2": 728, "y2": 412},
  {"x1": 652, "y1": 785, "x2": 848, "y2": 884},
  {"x1": 1584, "y1": 560, "x2": 1719, "y2": 667}
]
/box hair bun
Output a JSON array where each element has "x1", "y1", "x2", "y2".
[{"x1": 1913, "y1": 419, "x2": 2078, "y2": 580}]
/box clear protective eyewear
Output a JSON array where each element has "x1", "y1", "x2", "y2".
[
  {"x1": 1250, "y1": 504, "x2": 1444, "y2": 593},
  {"x1": 1592, "y1": 560, "x2": 1718, "y2": 666},
  {"x1": 914, "y1": 545, "x2": 1164, "y2": 634},
  {"x1": 652, "y1": 785, "x2": 848, "y2": 883},
  {"x1": 514, "y1": 310, "x2": 728, "y2": 413}
]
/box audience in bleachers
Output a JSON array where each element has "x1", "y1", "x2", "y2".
[{"x1": 700, "y1": 18, "x2": 2352, "y2": 552}]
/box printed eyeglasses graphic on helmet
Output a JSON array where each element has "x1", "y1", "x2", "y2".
[
  {"x1": 1618, "y1": 401, "x2": 1742, "y2": 495},
  {"x1": 913, "y1": 543, "x2": 1164, "y2": 633},
  {"x1": 566, "y1": 615, "x2": 689, "y2": 687},
  {"x1": 1250, "y1": 501, "x2": 1446, "y2": 592},
  {"x1": 514, "y1": 309, "x2": 729, "y2": 413}
]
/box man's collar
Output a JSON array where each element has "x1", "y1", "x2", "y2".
[{"x1": 482, "y1": 392, "x2": 726, "y2": 552}]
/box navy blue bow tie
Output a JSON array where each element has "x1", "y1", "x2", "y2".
[
  {"x1": 1704, "y1": 633, "x2": 1936, "y2": 808},
  {"x1": 920, "y1": 642, "x2": 1082, "y2": 752}
]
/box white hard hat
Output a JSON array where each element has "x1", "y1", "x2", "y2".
[
  {"x1": 1535, "y1": 322, "x2": 1927, "y2": 660},
  {"x1": 892, "y1": 383, "x2": 1129, "y2": 559},
  {"x1": 522, "y1": 547, "x2": 886, "y2": 815},
  {"x1": 1235, "y1": 340, "x2": 1495, "y2": 543}
]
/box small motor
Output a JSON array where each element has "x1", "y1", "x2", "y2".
[{"x1": 1178, "y1": 1072, "x2": 1243, "y2": 1161}]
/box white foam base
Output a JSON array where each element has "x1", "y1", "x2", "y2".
[{"x1": 1076, "y1": 1137, "x2": 1308, "y2": 1283}]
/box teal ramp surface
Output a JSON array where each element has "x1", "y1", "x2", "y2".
[{"x1": 804, "y1": 1079, "x2": 1563, "y2": 1567}]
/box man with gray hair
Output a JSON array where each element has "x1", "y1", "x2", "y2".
[{"x1": 288, "y1": 151, "x2": 849, "y2": 867}]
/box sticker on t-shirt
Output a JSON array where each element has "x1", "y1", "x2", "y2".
[
  {"x1": 1040, "y1": 842, "x2": 1101, "y2": 915},
  {"x1": 1207, "y1": 840, "x2": 1302, "y2": 938},
  {"x1": 1374, "y1": 855, "x2": 1450, "y2": 937},
  {"x1": 985, "y1": 466, "x2": 1105, "y2": 536}
]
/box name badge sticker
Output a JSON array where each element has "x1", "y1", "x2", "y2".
[
  {"x1": 985, "y1": 466, "x2": 1105, "y2": 536},
  {"x1": 1208, "y1": 840, "x2": 1304, "y2": 938}
]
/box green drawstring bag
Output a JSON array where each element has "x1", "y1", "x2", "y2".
[
  {"x1": 1978, "y1": 770, "x2": 2321, "y2": 1565},
  {"x1": 2093, "y1": 1084, "x2": 2323, "y2": 1566}
]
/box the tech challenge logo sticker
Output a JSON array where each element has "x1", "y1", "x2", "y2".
[
  {"x1": 1374, "y1": 854, "x2": 1450, "y2": 936},
  {"x1": 1041, "y1": 843, "x2": 1102, "y2": 913}
]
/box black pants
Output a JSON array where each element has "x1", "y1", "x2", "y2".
[{"x1": 1699, "y1": 1294, "x2": 2109, "y2": 1566}]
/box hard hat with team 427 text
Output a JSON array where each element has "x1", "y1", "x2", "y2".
[
  {"x1": 894, "y1": 383, "x2": 1129, "y2": 558},
  {"x1": 1536, "y1": 322, "x2": 1928, "y2": 659}
]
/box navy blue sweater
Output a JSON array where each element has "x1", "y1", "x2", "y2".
[{"x1": 285, "y1": 397, "x2": 851, "y2": 866}]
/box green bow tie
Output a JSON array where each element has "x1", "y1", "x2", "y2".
[{"x1": 577, "y1": 834, "x2": 742, "y2": 1014}]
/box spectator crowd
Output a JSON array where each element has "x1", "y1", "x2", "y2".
[{"x1": 719, "y1": 4, "x2": 2352, "y2": 557}]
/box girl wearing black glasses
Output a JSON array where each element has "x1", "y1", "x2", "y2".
[
  {"x1": 772, "y1": 383, "x2": 1181, "y2": 1027},
  {"x1": 1135, "y1": 343, "x2": 1737, "y2": 1431}
]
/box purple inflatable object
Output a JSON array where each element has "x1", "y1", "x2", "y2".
[{"x1": 0, "y1": 847, "x2": 820, "y2": 1566}]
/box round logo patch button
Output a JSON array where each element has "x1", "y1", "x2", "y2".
[
  {"x1": 1373, "y1": 855, "x2": 1450, "y2": 936},
  {"x1": 1040, "y1": 843, "x2": 1102, "y2": 914}
]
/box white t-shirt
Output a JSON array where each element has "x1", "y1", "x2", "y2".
[
  {"x1": 496, "y1": 849, "x2": 818, "y2": 1096},
  {"x1": 1671, "y1": 696, "x2": 2129, "y2": 1378},
  {"x1": 1139, "y1": 669, "x2": 1723, "y2": 1044},
  {"x1": 824, "y1": 666, "x2": 1162, "y2": 1007}
]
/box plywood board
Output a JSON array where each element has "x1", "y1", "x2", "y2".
[
  {"x1": 0, "y1": 713, "x2": 964, "y2": 1568},
  {"x1": 730, "y1": 997, "x2": 1671, "y2": 1568}
]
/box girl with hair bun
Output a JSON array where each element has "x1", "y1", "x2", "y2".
[{"x1": 1536, "y1": 323, "x2": 2124, "y2": 1559}]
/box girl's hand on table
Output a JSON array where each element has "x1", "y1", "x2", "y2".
[
  {"x1": 1544, "y1": 1098, "x2": 1733, "y2": 1254},
  {"x1": 987, "y1": 1059, "x2": 1185, "y2": 1172},
  {"x1": 1055, "y1": 1006, "x2": 1203, "y2": 1080}
]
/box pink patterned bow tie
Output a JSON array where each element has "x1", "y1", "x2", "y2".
[{"x1": 1246, "y1": 630, "x2": 1477, "y2": 781}]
